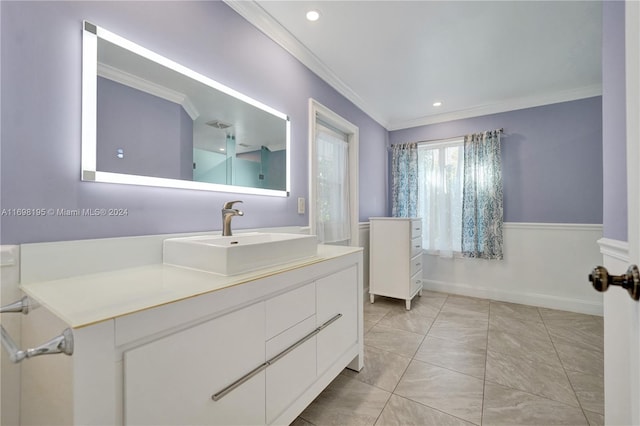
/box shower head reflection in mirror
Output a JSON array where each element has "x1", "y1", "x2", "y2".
[{"x1": 81, "y1": 21, "x2": 290, "y2": 197}]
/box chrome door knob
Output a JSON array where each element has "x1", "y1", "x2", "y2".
[{"x1": 589, "y1": 265, "x2": 639, "y2": 301}]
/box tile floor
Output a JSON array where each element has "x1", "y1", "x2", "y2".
[{"x1": 294, "y1": 291, "x2": 604, "y2": 426}]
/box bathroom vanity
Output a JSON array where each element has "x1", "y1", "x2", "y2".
[{"x1": 17, "y1": 232, "x2": 363, "y2": 425}]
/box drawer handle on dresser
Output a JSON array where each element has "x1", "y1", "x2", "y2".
[
  {"x1": 416, "y1": 263, "x2": 421, "y2": 267},
  {"x1": 211, "y1": 313, "x2": 343, "y2": 401}
]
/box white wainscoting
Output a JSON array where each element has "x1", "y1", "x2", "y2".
[
  {"x1": 358, "y1": 223, "x2": 370, "y2": 295},
  {"x1": 421, "y1": 223, "x2": 604, "y2": 315}
]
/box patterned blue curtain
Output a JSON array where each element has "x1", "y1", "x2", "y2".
[
  {"x1": 391, "y1": 143, "x2": 418, "y2": 217},
  {"x1": 461, "y1": 131, "x2": 504, "y2": 259}
]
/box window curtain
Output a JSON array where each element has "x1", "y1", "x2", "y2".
[
  {"x1": 418, "y1": 142, "x2": 464, "y2": 257},
  {"x1": 391, "y1": 143, "x2": 418, "y2": 217},
  {"x1": 462, "y1": 131, "x2": 504, "y2": 259},
  {"x1": 316, "y1": 125, "x2": 350, "y2": 244}
]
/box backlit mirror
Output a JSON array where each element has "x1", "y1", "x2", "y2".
[{"x1": 82, "y1": 21, "x2": 290, "y2": 196}]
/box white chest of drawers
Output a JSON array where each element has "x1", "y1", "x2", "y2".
[{"x1": 369, "y1": 217, "x2": 423, "y2": 310}]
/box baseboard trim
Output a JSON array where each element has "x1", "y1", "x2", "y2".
[{"x1": 422, "y1": 279, "x2": 603, "y2": 316}]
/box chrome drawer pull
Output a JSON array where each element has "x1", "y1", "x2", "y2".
[
  {"x1": 267, "y1": 329, "x2": 320, "y2": 365},
  {"x1": 269, "y1": 313, "x2": 342, "y2": 365},
  {"x1": 317, "y1": 313, "x2": 343, "y2": 331},
  {"x1": 212, "y1": 313, "x2": 343, "y2": 401},
  {"x1": 211, "y1": 362, "x2": 268, "y2": 401}
]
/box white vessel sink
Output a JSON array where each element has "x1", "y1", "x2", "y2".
[{"x1": 163, "y1": 232, "x2": 318, "y2": 276}]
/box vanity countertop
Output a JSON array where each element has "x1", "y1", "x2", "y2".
[{"x1": 20, "y1": 244, "x2": 362, "y2": 329}]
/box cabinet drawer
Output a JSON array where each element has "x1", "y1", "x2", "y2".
[
  {"x1": 411, "y1": 237, "x2": 423, "y2": 257},
  {"x1": 410, "y1": 253, "x2": 423, "y2": 277},
  {"x1": 316, "y1": 266, "x2": 358, "y2": 374},
  {"x1": 411, "y1": 220, "x2": 422, "y2": 238},
  {"x1": 266, "y1": 282, "x2": 315, "y2": 340},
  {"x1": 411, "y1": 271, "x2": 422, "y2": 294},
  {"x1": 266, "y1": 336, "x2": 316, "y2": 424},
  {"x1": 124, "y1": 302, "x2": 266, "y2": 426}
]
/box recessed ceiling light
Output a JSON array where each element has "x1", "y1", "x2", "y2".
[
  {"x1": 306, "y1": 10, "x2": 320, "y2": 21},
  {"x1": 433, "y1": 101, "x2": 442, "y2": 107},
  {"x1": 219, "y1": 148, "x2": 225, "y2": 152}
]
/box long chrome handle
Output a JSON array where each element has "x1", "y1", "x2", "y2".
[
  {"x1": 211, "y1": 362, "x2": 268, "y2": 401},
  {"x1": 1, "y1": 325, "x2": 73, "y2": 364},
  {"x1": 211, "y1": 313, "x2": 343, "y2": 401}
]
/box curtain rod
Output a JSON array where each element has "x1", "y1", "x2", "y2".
[{"x1": 388, "y1": 128, "x2": 504, "y2": 150}]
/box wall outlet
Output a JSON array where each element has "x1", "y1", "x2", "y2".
[{"x1": 297, "y1": 197, "x2": 305, "y2": 214}]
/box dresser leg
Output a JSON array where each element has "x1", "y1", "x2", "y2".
[
  {"x1": 370, "y1": 294, "x2": 375, "y2": 304},
  {"x1": 405, "y1": 299, "x2": 411, "y2": 310}
]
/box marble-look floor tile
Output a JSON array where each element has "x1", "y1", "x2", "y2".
[
  {"x1": 364, "y1": 325, "x2": 424, "y2": 358},
  {"x1": 432, "y1": 310, "x2": 489, "y2": 329},
  {"x1": 342, "y1": 345, "x2": 411, "y2": 392},
  {"x1": 428, "y1": 323, "x2": 488, "y2": 349},
  {"x1": 554, "y1": 341, "x2": 604, "y2": 378},
  {"x1": 300, "y1": 375, "x2": 390, "y2": 426},
  {"x1": 482, "y1": 382, "x2": 588, "y2": 425},
  {"x1": 363, "y1": 302, "x2": 391, "y2": 322},
  {"x1": 290, "y1": 416, "x2": 314, "y2": 426},
  {"x1": 438, "y1": 304, "x2": 489, "y2": 321},
  {"x1": 545, "y1": 319, "x2": 603, "y2": 353},
  {"x1": 489, "y1": 301, "x2": 543, "y2": 323},
  {"x1": 584, "y1": 410, "x2": 604, "y2": 426},
  {"x1": 566, "y1": 369, "x2": 604, "y2": 414},
  {"x1": 538, "y1": 307, "x2": 602, "y2": 323},
  {"x1": 489, "y1": 314, "x2": 550, "y2": 342},
  {"x1": 375, "y1": 394, "x2": 475, "y2": 426},
  {"x1": 487, "y1": 329, "x2": 562, "y2": 367},
  {"x1": 443, "y1": 295, "x2": 490, "y2": 314},
  {"x1": 364, "y1": 303, "x2": 393, "y2": 323},
  {"x1": 485, "y1": 350, "x2": 579, "y2": 407},
  {"x1": 414, "y1": 336, "x2": 486, "y2": 379},
  {"x1": 363, "y1": 320, "x2": 377, "y2": 334},
  {"x1": 394, "y1": 360, "x2": 484, "y2": 425},
  {"x1": 377, "y1": 308, "x2": 435, "y2": 335}
]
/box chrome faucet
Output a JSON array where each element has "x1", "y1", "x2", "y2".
[{"x1": 222, "y1": 200, "x2": 244, "y2": 236}]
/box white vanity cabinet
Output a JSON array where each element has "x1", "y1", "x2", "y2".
[
  {"x1": 19, "y1": 244, "x2": 363, "y2": 426},
  {"x1": 369, "y1": 217, "x2": 423, "y2": 309}
]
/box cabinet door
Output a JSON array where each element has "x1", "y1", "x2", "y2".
[
  {"x1": 124, "y1": 302, "x2": 266, "y2": 426},
  {"x1": 316, "y1": 266, "x2": 358, "y2": 374}
]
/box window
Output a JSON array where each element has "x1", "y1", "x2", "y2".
[
  {"x1": 315, "y1": 123, "x2": 351, "y2": 244},
  {"x1": 417, "y1": 139, "x2": 464, "y2": 257},
  {"x1": 309, "y1": 99, "x2": 359, "y2": 247}
]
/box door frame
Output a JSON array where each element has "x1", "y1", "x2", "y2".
[
  {"x1": 624, "y1": 1, "x2": 639, "y2": 424},
  {"x1": 308, "y1": 99, "x2": 359, "y2": 247}
]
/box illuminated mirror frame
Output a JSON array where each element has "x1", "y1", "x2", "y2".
[{"x1": 82, "y1": 21, "x2": 291, "y2": 197}]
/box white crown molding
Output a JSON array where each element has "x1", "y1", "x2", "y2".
[
  {"x1": 224, "y1": 0, "x2": 602, "y2": 132},
  {"x1": 97, "y1": 62, "x2": 200, "y2": 121},
  {"x1": 223, "y1": 0, "x2": 389, "y2": 129},
  {"x1": 388, "y1": 85, "x2": 603, "y2": 131}
]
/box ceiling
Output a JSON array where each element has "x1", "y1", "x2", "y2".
[{"x1": 225, "y1": 0, "x2": 602, "y2": 131}]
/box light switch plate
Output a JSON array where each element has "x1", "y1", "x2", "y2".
[{"x1": 297, "y1": 197, "x2": 305, "y2": 214}]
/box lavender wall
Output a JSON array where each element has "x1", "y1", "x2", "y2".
[
  {"x1": 0, "y1": 1, "x2": 388, "y2": 244},
  {"x1": 389, "y1": 97, "x2": 603, "y2": 224},
  {"x1": 97, "y1": 77, "x2": 193, "y2": 180},
  {"x1": 602, "y1": 0, "x2": 627, "y2": 241}
]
